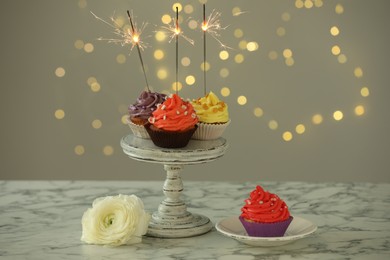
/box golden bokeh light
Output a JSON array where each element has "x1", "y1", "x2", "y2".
[
  {"x1": 354, "y1": 105, "x2": 365, "y2": 116},
  {"x1": 121, "y1": 115, "x2": 128, "y2": 125},
  {"x1": 219, "y1": 50, "x2": 229, "y2": 60},
  {"x1": 330, "y1": 26, "x2": 340, "y2": 36},
  {"x1": 234, "y1": 54, "x2": 244, "y2": 64},
  {"x1": 276, "y1": 27, "x2": 286, "y2": 37},
  {"x1": 304, "y1": 0, "x2": 314, "y2": 9},
  {"x1": 239, "y1": 40, "x2": 247, "y2": 50},
  {"x1": 54, "y1": 109, "x2": 65, "y2": 120},
  {"x1": 246, "y1": 42, "x2": 259, "y2": 52},
  {"x1": 268, "y1": 51, "x2": 278, "y2": 60},
  {"x1": 92, "y1": 119, "x2": 102, "y2": 129},
  {"x1": 171, "y1": 81, "x2": 183, "y2": 92},
  {"x1": 181, "y1": 57, "x2": 191, "y2": 66},
  {"x1": 172, "y1": 3, "x2": 183, "y2": 12},
  {"x1": 220, "y1": 87, "x2": 230, "y2": 97},
  {"x1": 253, "y1": 107, "x2": 263, "y2": 117},
  {"x1": 200, "y1": 62, "x2": 210, "y2": 71},
  {"x1": 188, "y1": 20, "x2": 198, "y2": 30},
  {"x1": 282, "y1": 131, "x2": 293, "y2": 141},
  {"x1": 333, "y1": 110, "x2": 344, "y2": 121},
  {"x1": 335, "y1": 4, "x2": 344, "y2": 14},
  {"x1": 237, "y1": 95, "x2": 247, "y2": 105},
  {"x1": 281, "y1": 12, "x2": 291, "y2": 22},
  {"x1": 285, "y1": 57, "x2": 295, "y2": 66},
  {"x1": 154, "y1": 49, "x2": 165, "y2": 60},
  {"x1": 74, "y1": 145, "x2": 85, "y2": 156},
  {"x1": 338, "y1": 54, "x2": 347, "y2": 64},
  {"x1": 157, "y1": 69, "x2": 168, "y2": 80},
  {"x1": 331, "y1": 45, "x2": 341, "y2": 55},
  {"x1": 234, "y1": 29, "x2": 243, "y2": 38},
  {"x1": 184, "y1": 4, "x2": 193, "y2": 14},
  {"x1": 155, "y1": 31, "x2": 166, "y2": 42},
  {"x1": 185, "y1": 75, "x2": 195, "y2": 85},
  {"x1": 78, "y1": 0, "x2": 87, "y2": 9},
  {"x1": 295, "y1": 124, "x2": 306, "y2": 134},
  {"x1": 162, "y1": 14, "x2": 171, "y2": 25},
  {"x1": 283, "y1": 49, "x2": 293, "y2": 58},
  {"x1": 314, "y1": 0, "x2": 324, "y2": 7},
  {"x1": 295, "y1": 0, "x2": 304, "y2": 8},
  {"x1": 84, "y1": 43, "x2": 94, "y2": 53},
  {"x1": 74, "y1": 40, "x2": 84, "y2": 49},
  {"x1": 55, "y1": 67, "x2": 65, "y2": 78},
  {"x1": 269, "y1": 120, "x2": 278, "y2": 130},
  {"x1": 87, "y1": 77, "x2": 97, "y2": 86},
  {"x1": 103, "y1": 145, "x2": 114, "y2": 156},
  {"x1": 360, "y1": 87, "x2": 370, "y2": 97},
  {"x1": 312, "y1": 114, "x2": 323, "y2": 125},
  {"x1": 116, "y1": 54, "x2": 126, "y2": 64},
  {"x1": 90, "y1": 82, "x2": 101, "y2": 92},
  {"x1": 354, "y1": 67, "x2": 363, "y2": 78},
  {"x1": 232, "y1": 7, "x2": 241, "y2": 16},
  {"x1": 220, "y1": 68, "x2": 229, "y2": 78}
]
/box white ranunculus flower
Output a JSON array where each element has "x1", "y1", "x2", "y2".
[{"x1": 81, "y1": 194, "x2": 151, "y2": 246}]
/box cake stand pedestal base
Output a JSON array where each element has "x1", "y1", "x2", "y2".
[
  {"x1": 120, "y1": 134, "x2": 228, "y2": 238},
  {"x1": 147, "y1": 165, "x2": 212, "y2": 238}
]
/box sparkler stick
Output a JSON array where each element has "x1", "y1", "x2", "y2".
[
  {"x1": 175, "y1": 7, "x2": 179, "y2": 95},
  {"x1": 127, "y1": 10, "x2": 150, "y2": 92},
  {"x1": 202, "y1": 4, "x2": 207, "y2": 95}
]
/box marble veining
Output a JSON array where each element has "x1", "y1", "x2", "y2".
[{"x1": 0, "y1": 181, "x2": 389, "y2": 259}]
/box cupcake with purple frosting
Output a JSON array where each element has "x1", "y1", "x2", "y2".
[{"x1": 127, "y1": 91, "x2": 166, "y2": 138}]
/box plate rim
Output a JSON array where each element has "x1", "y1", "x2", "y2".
[{"x1": 215, "y1": 215, "x2": 317, "y2": 242}]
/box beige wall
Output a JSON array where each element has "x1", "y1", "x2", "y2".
[{"x1": 1, "y1": 0, "x2": 389, "y2": 182}]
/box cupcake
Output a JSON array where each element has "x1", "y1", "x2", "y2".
[
  {"x1": 127, "y1": 91, "x2": 166, "y2": 139},
  {"x1": 144, "y1": 94, "x2": 198, "y2": 148},
  {"x1": 239, "y1": 185, "x2": 293, "y2": 237},
  {"x1": 191, "y1": 91, "x2": 230, "y2": 140}
]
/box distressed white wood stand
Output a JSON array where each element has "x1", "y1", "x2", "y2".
[{"x1": 120, "y1": 134, "x2": 228, "y2": 238}]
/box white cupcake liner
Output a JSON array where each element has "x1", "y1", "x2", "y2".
[
  {"x1": 126, "y1": 117, "x2": 150, "y2": 139},
  {"x1": 192, "y1": 119, "x2": 231, "y2": 140}
]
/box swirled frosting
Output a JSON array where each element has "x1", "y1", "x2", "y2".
[
  {"x1": 240, "y1": 185, "x2": 290, "y2": 223},
  {"x1": 148, "y1": 94, "x2": 198, "y2": 131},
  {"x1": 191, "y1": 91, "x2": 229, "y2": 123},
  {"x1": 128, "y1": 91, "x2": 166, "y2": 120}
]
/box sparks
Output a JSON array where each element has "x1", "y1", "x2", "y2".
[
  {"x1": 202, "y1": 9, "x2": 230, "y2": 49},
  {"x1": 160, "y1": 16, "x2": 194, "y2": 45},
  {"x1": 91, "y1": 11, "x2": 148, "y2": 52}
]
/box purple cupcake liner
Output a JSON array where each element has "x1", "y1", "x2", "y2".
[{"x1": 239, "y1": 216, "x2": 293, "y2": 237}]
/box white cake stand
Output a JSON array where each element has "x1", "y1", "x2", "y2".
[{"x1": 120, "y1": 134, "x2": 228, "y2": 238}]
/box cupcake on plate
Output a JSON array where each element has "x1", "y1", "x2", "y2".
[
  {"x1": 127, "y1": 91, "x2": 166, "y2": 139},
  {"x1": 144, "y1": 93, "x2": 198, "y2": 148},
  {"x1": 239, "y1": 185, "x2": 293, "y2": 237},
  {"x1": 190, "y1": 91, "x2": 230, "y2": 140}
]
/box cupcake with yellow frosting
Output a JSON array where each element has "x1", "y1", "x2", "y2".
[{"x1": 191, "y1": 91, "x2": 230, "y2": 140}]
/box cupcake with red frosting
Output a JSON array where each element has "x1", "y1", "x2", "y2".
[
  {"x1": 128, "y1": 91, "x2": 166, "y2": 139},
  {"x1": 145, "y1": 94, "x2": 198, "y2": 148},
  {"x1": 239, "y1": 185, "x2": 293, "y2": 237}
]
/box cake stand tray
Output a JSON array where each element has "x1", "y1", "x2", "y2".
[{"x1": 121, "y1": 134, "x2": 228, "y2": 238}]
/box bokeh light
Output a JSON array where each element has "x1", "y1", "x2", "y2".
[
  {"x1": 103, "y1": 145, "x2": 114, "y2": 156},
  {"x1": 282, "y1": 131, "x2": 293, "y2": 141},
  {"x1": 312, "y1": 114, "x2": 323, "y2": 125},
  {"x1": 54, "y1": 109, "x2": 65, "y2": 120},
  {"x1": 154, "y1": 49, "x2": 165, "y2": 60},
  {"x1": 246, "y1": 42, "x2": 259, "y2": 52},
  {"x1": 330, "y1": 26, "x2": 340, "y2": 36},
  {"x1": 295, "y1": 124, "x2": 306, "y2": 134},
  {"x1": 333, "y1": 110, "x2": 344, "y2": 121},
  {"x1": 276, "y1": 27, "x2": 286, "y2": 37},
  {"x1": 181, "y1": 57, "x2": 191, "y2": 66},
  {"x1": 354, "y1": 105, "x2": 365, "y2": 116},
  {"x1": 74, "y1": 145, "x2": 85, "y2": 155},
  {"x1": 84, "y1": 43, "x2": 94, "y2": 53},
  {"x1": 219, "y1": 50, "x2": 229, "y2": 60},
  {"x1": 234, "y1": 54, "x2": 244, "y2": 64},
  {"x1": 171, "y1": 81, "x2": 183, "y2": 91},
  {"x1": 220, "y1": 87, "x2": 230, "y2": 97},
  {"x1": 116, "y1": 54, "x2": 126, "y2": 64},
  {"x1": 360, "y1": 87, "x2": 370, "y2": 97},
  {"x1": 200, "y1": 62, "x2": 210, "y2": 71},
  {"x1": 269, "y1": 120, "x2": 278, "y2": 130},
  {"x1": 331, "y1": 45, "x2": 341, "y2": 55},
  {"x1": 220, "y1": 68, "x2": 229, "y2": 78},
  {"x1": 184, "y1": 4, "x2": 193, "y2": 14},
  {"x1": 237, "y1": 95, "x2": 247, "y2": 105},
  {"x1": 253, "y1": 107, "x2": 263, "y2": 117},
  {"x1": 155, "y1": 31, "x2": 166, "y2": 41},
  {"x1": 234, "y1": 29, "x2": 243, "y2": 38},
  {"x1": 354, "y1": 67, "x2": 363, "y2": 78},
  {"x1": 172, "y1": 3, "x2": 183, "y2": 12},
  {"x1": 55, "y1": 67, "x2": 65, "y2": 78},
  {"x1": 157, "y1": 69, "x2": 168, "y2": 80},
  {"x1": 335, "y1": 4, "x2": 344, "y2": 14},
  {"x1": 185, "y1": 75, "x2": 195, "y2": 85},
  {"x1": 92, "y1": 119, "x2": 102, "y2": 129},
  {"x1": 338, "y1": 54, "x2": 347, "y2": 64},
  {"x1": 74, "y1": 40, "x2": 84, "y2": 49}
]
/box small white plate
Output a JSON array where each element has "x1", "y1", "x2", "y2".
[{"x1": 215, "y1": 216, "x2": 317, "y2": 247}]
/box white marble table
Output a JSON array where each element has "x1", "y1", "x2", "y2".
[{"x1": 0, "y1": 181, "x2": 389, "y2": 259}]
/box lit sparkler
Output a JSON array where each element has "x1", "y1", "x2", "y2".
[
  {"x1": 91, "y1": 11, "x2": 150, "y2": 91},
  {"x1": 160, "y1": 15, "x2": 194, "y2": 46},
  {"x1": 201, "y1": 4, "x2": 229, "y2": 95}
]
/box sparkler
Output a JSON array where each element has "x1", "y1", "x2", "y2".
[
  {"x1": 202, "y1": 4, "x2": 229, "y2": 95},
  {"x1": 91, "y1": 11, "x2": 150, "y2": 91}
]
